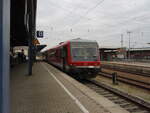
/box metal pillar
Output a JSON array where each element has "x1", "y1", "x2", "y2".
[
  {"x1": 0, "y1": 0, "x2": 10, "y2": 112},
  {"x1": 121, "y1": 34, "x2": 123, "y2": 48},
  {"x1": 28, "y1": 0, "x2": 34, "y2": 75},
  {"x1": 112, "y1": 72, "x2": 118, "y2": 85},
  {"x1": 127, "y1": 31, "x2": 131, "y2": 59},
  {"x1": 28, "y1": 34, "x2": 33, "y2": 75}
]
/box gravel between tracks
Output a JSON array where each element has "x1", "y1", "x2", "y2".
[
  {"x1": 95, "y1": 76, "x2": 150, "y2": 102},
  {"x1": 102, "y1": 68, "x2": 150, "y2": 84}
]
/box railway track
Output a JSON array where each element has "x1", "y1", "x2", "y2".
[
  {"x1": 99, "y1": 69, "x2": 150, "y2": 90},
  {"x1": 83, "y1": 79, "x2": 150, "y2": 113},
  {"x1": 102, "y1": 66, "x2": 150, "y2": 77}
]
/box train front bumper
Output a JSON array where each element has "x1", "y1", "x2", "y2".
[
  {"x1": 73, "y1": 66, "x2": 100, "y2": 68},
  {"x1": 69, "y1": 65, "x2": 101, "y2": 74}
]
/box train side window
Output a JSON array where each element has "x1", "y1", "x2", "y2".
[
  {"x1": 60, "y1": 47, "x2": 64, "y2": 58},
  {"x1": 49, "y1": 50, "x2": 56, "y2": 57},
  {"x1": 56, "y1": 49, "x2": 61, "y2": 58},
  {"x1": 60, "y1": 48, "x2": 63, "y2": 58},
  {"x1": 55, "y1": 49, "x2": 58, "y2": 57}
]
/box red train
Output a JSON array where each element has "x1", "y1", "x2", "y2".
[{"x1": 45, "y1": 38, "x2": 101, "y2": 79}]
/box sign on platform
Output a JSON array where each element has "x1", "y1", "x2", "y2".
[{"x1": 37, "y1": 31, "x2": 44, "y2": 38}]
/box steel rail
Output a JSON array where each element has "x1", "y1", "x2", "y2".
[
  {"x1": 102, "y1": 66, "x2": 150, "y2": 77},
  {"x1": 84, "y1": 79, "x2": 150, "y2": 112},
  {"x1": 99, "y1": 71, "x2": 150, "y2": 90}
]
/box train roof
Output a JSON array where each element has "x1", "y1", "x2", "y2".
[{"x1": 44, "y1": 38, "x2": 98, "y2": 52}]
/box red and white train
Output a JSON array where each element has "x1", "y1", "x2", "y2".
[{"x1": 45, "y1": 38, "x2": 101, "y2": 79}]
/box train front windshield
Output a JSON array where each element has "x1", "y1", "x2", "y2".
[{"x1": 71, "y1": 42, "x2": 99, "y2": 61}]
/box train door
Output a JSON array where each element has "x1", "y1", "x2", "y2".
[{"x1": 62, "y1": 46, "x2": 67, "y2": 71}]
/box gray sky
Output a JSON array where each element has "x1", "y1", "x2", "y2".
[{"x1": 36, "y1": 0, "x2": 150, "y2": 50}]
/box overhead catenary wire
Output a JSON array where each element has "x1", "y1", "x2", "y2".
[
  {"x1": 68, "y1": 0, "x2": 105, "y2": 27},
  {"x1": 40, "y1": 0, "x2": 150, "y2": 31},
  {"x1": 37, "y1": 0, "x2": 150, "y2": 48}
]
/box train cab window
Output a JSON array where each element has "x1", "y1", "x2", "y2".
[{"x1": 70, "y1": 42, "x2": 99, "y2": 61}]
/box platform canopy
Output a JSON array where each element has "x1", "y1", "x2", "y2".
[
  {"x1": 36, "y1": 45, "x2": 47, "y2": 52},
  {"x1": 10, "y1": 0, "x2": 37, "y2": 47}
]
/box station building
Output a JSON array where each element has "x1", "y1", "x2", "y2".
[
  {"x1": 99, "y1": 47, "x2": 150, "y2": 62},
  {"x1": 129, "y1": 47, "x2": 150, "y2": 60},
  {"x1": 99, "y1": 47, "x2": 126, "y2": 61}
]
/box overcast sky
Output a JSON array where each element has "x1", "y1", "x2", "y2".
[{"x1": 36, "y1": 0, "x2": 150, "y2": 50}]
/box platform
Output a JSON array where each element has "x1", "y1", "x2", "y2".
[
  {"x1": 11, "y1": 62, "x2": 129, "y2": 113},
  {"x1": 102, "y1": 61, "x2": 150, "y2": 68},
  {"x1": 101, "y1": 61, "x2": 150, "y2": 75}
]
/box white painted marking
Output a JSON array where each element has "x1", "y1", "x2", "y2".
[
  {"x1": 88, "y1": 66, "x2": 94, "y2": 68},
  {"x1": 42, "y1": 63, "x2": 89, "y2": 113}
]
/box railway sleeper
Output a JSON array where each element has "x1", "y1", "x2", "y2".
[
  {"x1": 113, "y1": 99, "x2": 127, "y2": 104},
  {"x1": 133, "y1": 110, "x2": 150, "y2": 113},
  {"x1": 88, "y1": 87, "x2": 104, "y2": 91},
  {"x1": 131, "y1": 110, "x2": 150, "y2": 113},
  {"x1": 92, "y1": 87, "x2": 103, "y2": 90},
  {"x1": 119, "y1": 102, "x2": 133, "y2": 107},
  {"x1": 103, "y1": 94, "x2": 116, "y2": 98},
  {"x1": 124, "y1": 104, "x2": 141, "y2": 108},
  {"x1": 123, "y1": 104, "x2": 137, "y2": 108},
  {"x1": 95, "y1": 90, "x2": 107, "y2": 93},
  {"x1": 126, "y1": 106, "x2": 145, "y2": 113},
  {"x1": 99, "y1": 92, "x2": 112, "y2": 95},
  {"x1": 109, "y1": 96, "x2": 121, "y2": 100},
  {"x1": 95, "y1": 89, "x2": 106, "y2": 92}
]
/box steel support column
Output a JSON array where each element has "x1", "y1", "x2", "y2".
[
  {"x1": 28, "y1": 29, "x2": 33, "y2": 75},
  {"x1": 0, "y1": 0, "x2": 10, "y2": 112},
  {"x1": 28, "y1": 0, "x2": 34, "y2": 75}
]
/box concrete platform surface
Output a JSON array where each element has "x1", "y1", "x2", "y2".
[
  {"x1": 102, "y1": 61, "x2": 150, "y2": 68},
  {"x1": 11, "y1": 62, "x2": 129, "y2": 113}
]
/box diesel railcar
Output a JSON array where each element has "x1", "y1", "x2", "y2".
[{"x1": 45, "y1": 39, "x2": 101, "y2": 79}]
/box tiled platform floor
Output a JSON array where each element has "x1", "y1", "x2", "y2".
[{"x1": 11, "y1": 62, "x2": 111, "y2": 113}]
